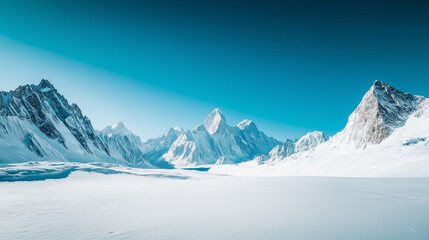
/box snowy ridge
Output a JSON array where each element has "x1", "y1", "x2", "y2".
[
  {"x1": 101, "y1": 121, "x2": 133, "y2": 137},
  {"x1": 0, "y1": 80, "x2": 112, "y2": 163},
  {"x1": 210, "y1": 81, "x2": 429, "y2": 177},
  {"x1": 141, "y1": 127, "x2": 185, "y2": 163},
  {"x1": 159, "y1": 109, "x2": 281, "y2": 167},
  {"x1": 2, "y1": 79, "x2": 429, "y2": 176},
  {"x1": 0, "y1": 80, "x2": 157, "y2": 167},
  {"x1": 267, "y1": 131, "x2": 330, "y2": 161},
  {"x1": 333, "y1": 80, "x2": 424, "y2": 148},
  {"x1": 99, "y1": 122, "x2": 172, "y2": 168}
]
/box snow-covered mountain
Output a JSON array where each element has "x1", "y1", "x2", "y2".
[
  {"x1": 0, "y1": 80, "x2": 160, "y2": 167},
  {"x1": 156, "y1": 108, "x2": 281, "y2": 166},
  {"x1": 0, "y1": 80, "x2": 110, "y2": 162},
  {"x1": 210, "y1": 81, "x2": 429, "y2": 177},
  {"x1": 0, "y1": 80, "x2": 281, "y2": 168},
  {"x1": 268, "y1": 131, "x2": 329, "y2": 161},
  {"x1": 333, "y1": 80, "x2": 424, "y2": 148},
  {"x1": 3, "y1": 79, "x2": 428, "y2": 176},
  {"x1": 99, "y1": 122, "x2": 172, "y2": 168},
  {"x1": 141, "y1": 127, "x2": 184, "y2": 163}
]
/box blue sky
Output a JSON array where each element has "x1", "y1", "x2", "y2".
[{"x1": 1, "y1": 0, "x2": 429, "y2": 141}]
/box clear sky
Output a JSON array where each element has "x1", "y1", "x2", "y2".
[{"x1": 0, "y1": 0, "x2": 429, "y2": 141}]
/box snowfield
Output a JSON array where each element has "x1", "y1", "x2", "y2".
[
  {"x1": 2, "y1": 80, "x2": 429, "y2": 239},
  {"x1": 1, "y1": 163, "x2": 429, "y2": 240}
]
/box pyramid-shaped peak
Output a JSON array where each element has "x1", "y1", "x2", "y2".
[
  {"x1": 36, "y1": 79, "x2": 57, "y2": 93},
  {"x1": 366, "y1": 81, "x2": 419, "y2": 104},
  {"x1": 112, "y1": 121, "x2": 126, "y2": 130},
  {"x1": 370, "y1": 80, "x2": 418, "y2": 98},
  {"x1": 335, "y1": 80, "x2": 422, "y2": 148},
  {"x1": 103, "y1": 121, "x2": 133, "y2": 136},
  {"x1": 372, "y1": 80, "x2": 395, "y2": 91},
  {"x1": 203, "y1": 108, "x2": 227, "y2": 134},
  {"x1": 373, "y1": 80, "x2": 384, "y2": 86},
  {"x1": 38, "y1": 79, "x2": 55, "y2": 89},
  {"x1": 210, "y1": 108, "x2": 224, "y2": 116}
]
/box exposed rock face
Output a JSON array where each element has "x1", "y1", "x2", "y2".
[
  {"x1": 3, "y1": 79, "x2": 420, "y2": 171},
  {"x1": 0, "y1": 81, "x2": 280, "y2": 167},
  {"x1": 334, "y1": 81, "x2": 424, "y2": 148},
  {"x1": 210, "y1": 82, "x2": 429, "y2": 177},
  {"x1": 159, "y1": 109, "x2": 281, "y2": 166},
  {"x1": 0, "y1": 79, "x2": 108, "y2": 157}
]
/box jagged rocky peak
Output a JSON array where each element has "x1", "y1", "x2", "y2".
[
  {"x1": 0, "y1": 79, "x2": 109, "y2": 155},
  {"x1": 38, "y1": 79, "x2": 55, "y2": 91},
  {"x1": 237, "y1": 119, "x2": 256, "y2": 130},
  {"x1": 202, "y1": 108, "x2": 227, "y2": 134},
  {"x1": 102, "y1": 121, "x2": 133, "y2": 137},
  {"x1": 335, "y1": 80, "x2": 424, "y2": 148}
]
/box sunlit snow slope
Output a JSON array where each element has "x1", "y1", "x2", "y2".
[
  {"x1": 211, "y1": 81, "x2": 429, "y2": 177},
  {"x1": 0, "y1": 80, "x2": 161, "y2": 167}
]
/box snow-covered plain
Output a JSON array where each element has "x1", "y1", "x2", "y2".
[{"x1": 1, "y1": 163, "x2": 429, "y2": 240}]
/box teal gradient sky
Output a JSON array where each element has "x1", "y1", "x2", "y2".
[{"x1": 1, "y1": 0, "x2": 429, "y2": 141}]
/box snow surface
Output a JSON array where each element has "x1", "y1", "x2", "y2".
[
  {"x1": 1, "y1": 166, "x2": 429, "y2": 240},
  {"x1": 0, "y1": 162, "x2": 187, "y2": 182},
  {"x1": 210, "y1": 82, "x2": 429, "y2": 177},
  {"x1": 1, "y1": 80, "x2": 429, "y2": 178}
]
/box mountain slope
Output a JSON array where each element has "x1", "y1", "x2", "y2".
[
  {"x1": 99, "y1": 122, "x2": 172, "y2": 168},
  {"x1": 0, "y1": 80, "x2": 146, "y2": 167},
  {"x1": 160, "y1": 108, "x2": 281, "y2": 166},
  {"x1": 268, "y1": 131, "x2": 329, "y2": 161},
  {"x1": 0, "y1": 80, "x2": 108, "y2": 157},
  {"x1": 334, "y1": 80, "x2": 424, "y2": 148},
  {"x1": 210, "y1": 81, "x2": 429, "y2": 177},
  {"x1": 141, "y1": 127, "x2": 184, "y2": 163}
]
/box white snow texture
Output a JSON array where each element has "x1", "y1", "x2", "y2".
[{"x1": 1, "y1": 79, "x2": 429, "y2": 177}]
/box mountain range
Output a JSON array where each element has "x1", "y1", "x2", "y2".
[
  {"x1": 211, "y1": 81, "x2": 429, "y2": 177},
  {"x1": 1, "y1": 79, "x2": 428, "y2": 176}
]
